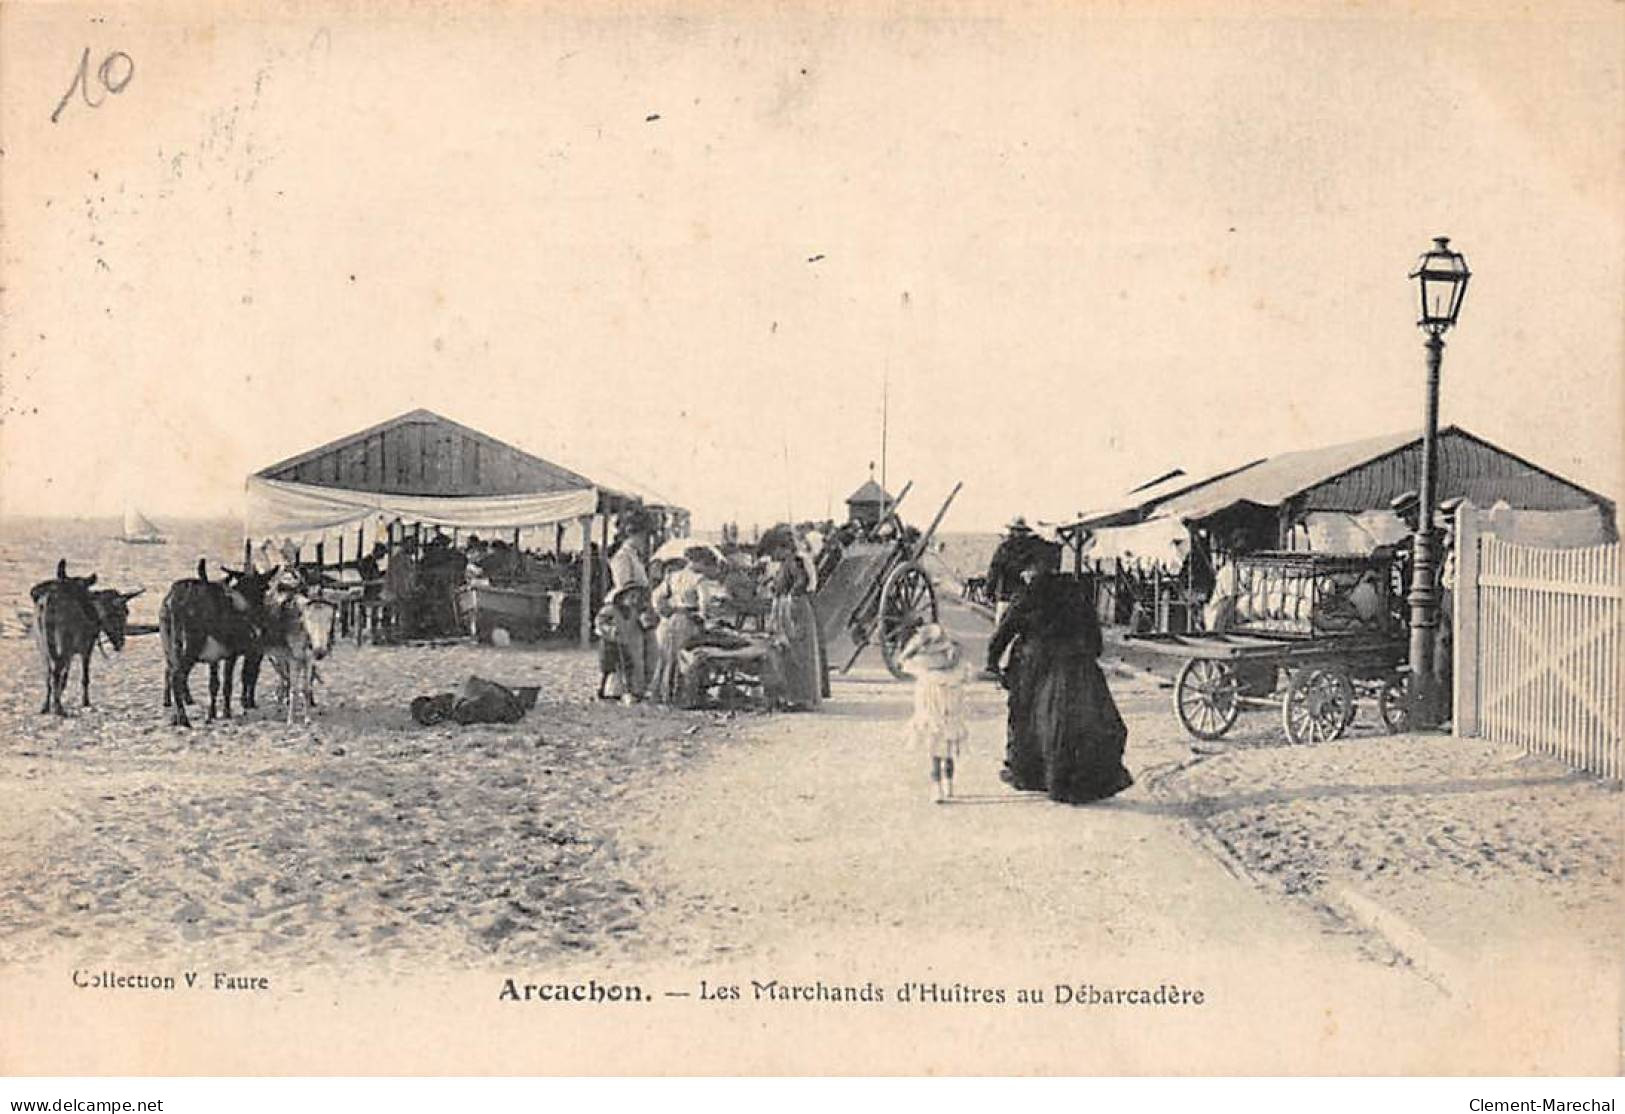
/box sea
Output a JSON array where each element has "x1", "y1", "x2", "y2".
[
  {"x1": 0, "y1": 516, "x2": 246, "y2": 637},
  {"x1": 932, "y1": 531, "x2": 1001, "y2": 584},
  {"x1": 0, "y1": 517, "x2": 1005, "y2": 637}
]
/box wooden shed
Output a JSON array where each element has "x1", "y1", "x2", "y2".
[
  {"x1": 245, "y1": 409, "x2": 684, "y2": 645},
  {"x1": 845, "y1": 478, "x2": 894, "y2": 527},
  {"x1": 1154, "y1": 426, "x2": 1616, "y2": 547}
]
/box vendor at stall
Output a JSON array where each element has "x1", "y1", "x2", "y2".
[
  {"x1": 608, "y1": 516, "x2": 652, "y2": 590},
  {"x1": 650, "y1": 549, "x2": 715, "y2": 704}
]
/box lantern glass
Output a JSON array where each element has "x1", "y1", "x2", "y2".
[{"x1": 1410, "y1": 236, "x2": 1470, "y2": 333}]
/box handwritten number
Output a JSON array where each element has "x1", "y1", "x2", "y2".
[
  {"x1": 51, "y1": 47, "x2": 134, "y2": 123},
  {"x1": 98, "y1": 51, "x2": 134, "y2": 94}
]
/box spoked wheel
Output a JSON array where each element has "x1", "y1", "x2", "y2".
[
  {"x1": 1377, "y1": 674, "x2": 1410, "y2": 735},
  {"x1": 1282, "y1": 668, "x2": 1357, "y2": 744},
  {"x1": 878, "y1": 561, "x2": 938, "y2": 679},
  {"x1": 1173, "y1": 658, "x2": 1242, "y2": 741}
]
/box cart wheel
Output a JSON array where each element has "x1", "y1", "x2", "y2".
[
  {"x1": 1377, "y1": 675, "x2": 1410, "y2": 735},
  {"x1": 1282, "y1": 668, "x2": 1356, "y2": 744},
  {"x1": 1173, "y1": 658, "x2": 1242, "y2": 741},
  {"x1": 878, "y1": 561, "x2": 938, "y2": 680}
]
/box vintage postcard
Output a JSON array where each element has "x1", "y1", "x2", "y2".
[{"x1": 0, "y1": 0, "x2": 1620, "y2": 1078}]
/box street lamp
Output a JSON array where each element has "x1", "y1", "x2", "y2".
[{"x1": 1407, "y1": 236, "x2": 1471, "y2": 727}]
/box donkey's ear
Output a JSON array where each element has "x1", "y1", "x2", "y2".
[
  {"x1": 121, "y1": 588, "x2": 145, "y2": 601},
  {"x1": 84, "y1": 573, "x2": 98, "y2": 587},
  {"x1": 56, "y1": 559, "x2": 68, "y2": 579}
]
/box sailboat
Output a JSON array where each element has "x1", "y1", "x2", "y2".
[{"x1": 120, "y1": 505, "x2": 167, "y2": 545}]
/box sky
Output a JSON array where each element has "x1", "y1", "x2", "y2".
[{"x1": 2, "y1": 1, "x2": 1621, "y2": 533}]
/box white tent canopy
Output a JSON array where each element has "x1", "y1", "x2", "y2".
[
  {"x1": 1082, "y1": 516, "x2": 1191, "y2": 566},
  {"x1": 245, "y1": 475, "x2": 599, "y2": 547}
]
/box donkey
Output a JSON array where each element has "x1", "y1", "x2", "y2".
[
  {"x1": 30, "y1": 558, "x2": 97, "y2": 605},
  {"x1": 33, "y1": 565, "x2": 142, "y2": 716},
  {"x1": 159, "y1": 560, "x2": 278, "y2": 727},
  {"x1": 262, "y1": 586, "x2": 339, "y2": 725}
]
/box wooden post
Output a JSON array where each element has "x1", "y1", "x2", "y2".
[
  {"x1": 1453, "y1": 500, "x2": 1484, "y2": 739},
  {"x1": 338, "y1": 532, "x2": 351, "y2": 635},
  {"x1": 578, "y1": 514, "x2": 594, "y2": 648},
  {"x1": 243, "y1": 539, "x2": 253, "y2": 570}
]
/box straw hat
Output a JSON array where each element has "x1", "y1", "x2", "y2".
[
  {"x1": 1006, "y1": 515, "x2": 1032, "y2": 533},
  {"x1": 904, "y1": 622, "x2": 961, "y2": 670}
]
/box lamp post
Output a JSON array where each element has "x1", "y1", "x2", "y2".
[{"x1": 1407, "y1": 236, "x2": 1471, "y2": 728}]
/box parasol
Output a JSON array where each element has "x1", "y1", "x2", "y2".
[{"x1": 653, "y1": 539, "x2": 726, "y2": 565}]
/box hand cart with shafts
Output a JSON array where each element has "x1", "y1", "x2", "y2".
[
  {"x1": 1125, "y1": 551, "x2": 1411, "y2": 744},
  {"x1": 812, "y1": 481, "x2": 964, "y2": 680}
]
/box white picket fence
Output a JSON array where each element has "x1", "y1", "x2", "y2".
[{"x1": 1455, "y1": 512, "x2": 1623, "y2": 781}]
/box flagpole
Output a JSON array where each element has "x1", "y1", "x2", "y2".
[
  {"x1": 783, "y1": 434, "x2": 793, "y2": 522},
  {"x1": 881, "y1": 360, "x2": 889, "y2": 518}
]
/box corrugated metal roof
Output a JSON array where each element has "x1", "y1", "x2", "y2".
[
  {"x1": 1156, "y1": 425, "x2": 1613, "y2": 524},
  {"x1": 1067, "y1": 460, "x2": 1266, "y2": 531},
  {"x1": 1158, "y1": 428, "x2": 1420, "y2": 522}
]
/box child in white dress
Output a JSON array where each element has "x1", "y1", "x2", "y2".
[{"x1": 898, "y1": 623, "x2": 970, "y2": 803}]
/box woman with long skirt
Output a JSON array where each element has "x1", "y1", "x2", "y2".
[
  {"x1": 764, "y1": 529, "x2": 822, "y2": 711},
  {"x1": 986, "y1": 548, "x2": 1132, "y2": 804}
]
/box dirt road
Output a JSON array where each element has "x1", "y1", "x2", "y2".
[{"x1": 611, "y1": 596, "x2": 1619, "y2": 1073}]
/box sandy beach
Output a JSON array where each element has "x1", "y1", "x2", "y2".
[
  {"x1": 0, "y1": 626, "x2": 756, "y2": 974},
  {"x1": 0, "y1": 521, "x2": 1618, "y2": 1072}
]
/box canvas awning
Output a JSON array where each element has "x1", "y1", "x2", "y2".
[
  {"x1": 245, "y1": 475, "x2": 600, "y2": 544},
  {"x1": 1080, "y1": 516, "x2": 1190, "y2": 566}
]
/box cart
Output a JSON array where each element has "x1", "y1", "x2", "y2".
[
  {"x1": 1128, "y1": 629, "x2": 1408, "y2": 744},
  {"x1": 812, "y1": 481, "x2": 963, "y2": 680},
  {"x1": 1126, "y1": 551, "x2": 1410, "y2": 744}
]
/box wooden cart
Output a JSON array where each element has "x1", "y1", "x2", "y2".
[
  {"x1": 1127, "y1": 629, "x2": 1408, "y2": 744},
  {"x1": 1127, "y1": 550, "x2": 1410, "y2": 744},
  {"x1": 812, "y1": 481, "x2": 963, "y2": 680}
]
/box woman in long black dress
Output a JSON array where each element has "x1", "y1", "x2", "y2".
[{"x1": 986, "y1": 547, "x2": 1133, "y2": 804}]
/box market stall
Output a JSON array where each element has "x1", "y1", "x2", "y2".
[
  {"x1": 244, "y1": 409, "x2": 686, "y2": 647},
  {"x1": 1060, "y1": 425, "x2": 1616, "y2": 637}
]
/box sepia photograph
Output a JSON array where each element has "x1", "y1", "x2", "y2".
[{"x1": 0, "y1": 0, "x2": 1620, "y2": 1080}]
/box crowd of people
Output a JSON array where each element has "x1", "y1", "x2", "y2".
[
  {"x1": 257, "y1": 529, "x2": 593, "y2": 642},
  {"x1": 594, "y1": 513, "x2": 831, "y2": 711}
]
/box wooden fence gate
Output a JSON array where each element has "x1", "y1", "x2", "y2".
[{"x1": 1454, "y1": 505, "x2": 1623, "y2": 781}]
